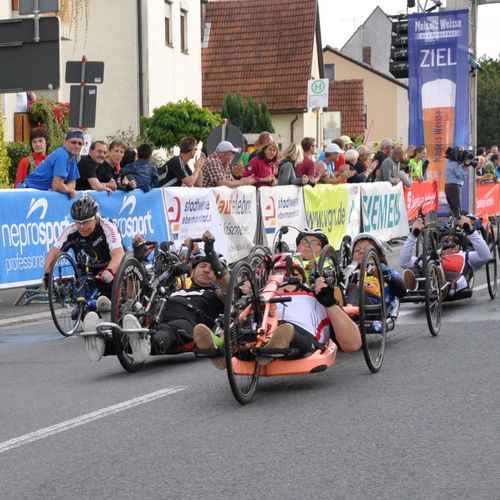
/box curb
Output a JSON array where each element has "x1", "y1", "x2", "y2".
[{"x1": 0, "y1": 311, "x2": 53, "y2": 329}]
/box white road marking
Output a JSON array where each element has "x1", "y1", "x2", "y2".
[{"x1": 0, "y1": 387, "x2": 186, "y2": 454}]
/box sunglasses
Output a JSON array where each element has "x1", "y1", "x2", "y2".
[
  {"x1": 68, "y1": 140, "x2": 84, "y2": 146},
  {"x1": 75, "y1": 217, "x2": 95, "y2": 227}
]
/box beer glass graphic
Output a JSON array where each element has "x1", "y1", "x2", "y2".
[{"x1": 422, "y1": 79, "x2": 456, "y2": 191}]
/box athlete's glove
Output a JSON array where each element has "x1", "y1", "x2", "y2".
[
  {"x1": 203, "y1": 238, "x2": 228, "y2": 279},
  {"x1": 98, "y1": 268, "x2": 115, "y2": 283},
  {"x1": 314, "y1": 277, "x2": 338, "y2": 308}
]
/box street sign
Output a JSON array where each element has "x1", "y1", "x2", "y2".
[
  {"x1": 69, "y1": 85, "x2": 97, "y2": 128},
  {"x1": 0, "y1": 17, "x2": 60, "y2": 92},
  {"x1": 65, "y1": 61, "x2": 104, "y2": 84},
  {"x1": 307, "y1": 79, "x2": 329, "y2": 109},
  {"x1": 19, "y1": 0, "x2": 59, "y2": 15}
]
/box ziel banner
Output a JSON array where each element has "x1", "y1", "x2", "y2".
[
  {"x1": 360, "y1": 182, "x2": 409, "y2": 240},
  {"x1": 162, "y1": 187, "x2": 228, "y2": 258},
  {"x1": 408, "y1": 10, "x2": 469, "y2": 194},
  {"x1": 259, "y1": 186, "x2": 305, "y2": 250},
  {"x1": 212, "y1": 186, "x2": 257, "y2": 262},
  {"x1": 302, "y1": 184, "x2": 360, "y2": 250}
]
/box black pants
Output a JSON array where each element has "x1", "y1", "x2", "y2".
[
  {"x1": 445, "y1": 183, "x2": 462, "y2": 218},
  {"x1": 287, "y1": 322, "x2": 325, "y2": 357},
  {"x1": 151, "y1": 318, "x2": 194, "y2": 354}
]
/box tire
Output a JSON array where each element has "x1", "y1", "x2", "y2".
[
  {"x1": 358, "y1": 248, "x2": 387, "y2": 373},
  {"x1": 496, "y1": 216, "x2": 500, "y2": 261},
  {"x1": 245, "y1": 246, "x2": 272, "y2": 290},
  {"x1": 48, "y1": 252, "x2": 82, "y2": 337},
  {"x1": 223, "y1": 261, "x2": 262, "y2": 405},
  {"x1": 318, "y1": 245, "x2": 343, "y2": 298},
  {"x1": 155, "y1": 251, "x2": 180, "y2": 296},
  {"x1": 111, "y1": 256, "x2": 148, "y2": 326},
  {"x1": 338, "y1": 235, "x2": 352, "y2": 268},
  {"x1": 486, "y1": 227, "x2": 497, "y2": 299},
  {"x1": 424, "y1": 260, "x2": 442, "y2": 336},
  {"x1": 273, "y1": 240, "x2": 289, "y2": 254}
]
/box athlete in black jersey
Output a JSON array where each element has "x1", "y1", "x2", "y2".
[{"x1": 43, "y1": 195, "x2": 125, "y2": 297}]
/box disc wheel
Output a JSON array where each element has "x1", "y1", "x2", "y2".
[
  {"x1": 424, "y1": 260, "x2": 442, "y2": 336},
  {"x1": 245, "y1": 246, "x2": 272, "y2": 290},
  {"x1": 111, "y1": 256, "x2": 149, "y2": 373},
  {"x1": 48, "y1": 252, "x2": 82, "y2": 337},
  {"x1": 358, "y1": 248, "x2": 387, "y2": 373},
  {"x1": 223, "y1": 261, "x2": 262, "y2": 405},
  {"x1": 486, "y1": 227, "x2": 497, "y2": 299}
]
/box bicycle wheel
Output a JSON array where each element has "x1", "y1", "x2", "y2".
[
  {"x1": 48, "y1": 252, "x2": 82, "y2": 337},
  {"x1": 111, "y1": 256, "x2": 149, "y2": 325},
  {"x1": 486, "y1": 227, "x2": 497, "y2": 299},
  {"x1": 424, "y1": 260, "x2": 442, "y2": 336},
  {"x1": 245, "y1": 246, "x2": 272, "y2": 290},
  {"x1": 338, "y1": 235, "x2": 352, "y2": 268},
  {"x1": 318, "y1": 245, "x2": 343, "y2": 298},
  {"x1": 496, "y1": 217, "x2": 500, "y2": 260},
  {"x1": 223, "y1": 261, "x2": 262, "y2": 405},
  {"x1": 155, "y1": 251, "x2": 180, "y2": 296},
  {"x1": 358, "y1": 248, "x2": 386, "y2": 373}
]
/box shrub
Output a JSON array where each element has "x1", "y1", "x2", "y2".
[{"x1": 6, "y1": 142, "x2": 31, "y2": 185}]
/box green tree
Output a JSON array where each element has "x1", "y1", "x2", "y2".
[
  {"x1": 0, "y1": 116, "x2": 11, "y2": 188},
  {"x1": 221, "y1": 92, "x2": 275, "y2": 133},
  {"x1": 140, "y1": 99, "x2": 221, "y2": 149},
  {"x1": 477, "y1": 56, "x2": 500, "y2": 148}
]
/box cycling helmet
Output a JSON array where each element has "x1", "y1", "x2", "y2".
[
  {"x1": 296, "y1": 227, "x2": 329, "y2": 248},
  {"x1": 352, "y1": 233, "x2": 392, "y2": 256},
  {"x1": 272, "y1": 253, "x2": 306, "y2": 282},
  {"x1": 191, "y1": 251, "x2": 228, "y2": 270},
  {"x1": 71, "y1": 194, "x2": 98, "y2": 221}
]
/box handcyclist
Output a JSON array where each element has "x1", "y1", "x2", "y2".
[
  {"x1": 399, "y1": 215, "x2": 491, "y2": 300},
  {"x1": 43, "y1": 194, "x2": 125, "y2": 310}
]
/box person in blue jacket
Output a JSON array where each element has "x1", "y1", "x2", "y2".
[{"x1": 120, "y1": 143, "x2": 159, "y2": 192}]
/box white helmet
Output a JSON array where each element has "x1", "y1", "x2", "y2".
[{"x1": 352, "y1": 233, "x2": 392, "y2": 256}]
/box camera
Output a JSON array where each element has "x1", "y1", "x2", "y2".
[{"x1": 445, "y1": 146, "x2": 475, "y2": 165}]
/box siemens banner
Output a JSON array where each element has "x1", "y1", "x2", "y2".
[{"x1": 408, "y1": 9, "x2": 469, "y2": 194}]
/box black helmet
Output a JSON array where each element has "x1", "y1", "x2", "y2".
[
  {"x1": 296, "y1": 227, "x2": 329, "y2": 248},
  {"x1": 71, "y1": 194, "x2": 98, "y2": 221},
  {"x1": 191, "y1": 251, "x2": 228, "y2": 270}
]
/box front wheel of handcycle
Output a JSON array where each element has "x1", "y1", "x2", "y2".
[
  {"x1": 424, "y1": 260, "x2": 442, "y2": 336},
  {"x1": 485, "y1": 227, "x2": 497, "y2": 299},
  {"x1": 111, "y1": 256, "x2": 149, "y2": 373},
  {"x1": 244, "y1": 245, "x2": 272, "y2": 290},
  {"x1": 358, "y1": 248, "x2": 387, "y2": 373},
  {"x1": 48, "y1": 252, "x2": 82, "y2": 337},
  {"x1": 223, "y1": 261, "x2": 262, "y2": 404}
]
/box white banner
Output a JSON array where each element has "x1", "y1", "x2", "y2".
[
  {"x1": 259, "y1": 186, "x2": 306, "y2": 250},
  {"x1": 162, "y1": 187, "x2": 228, "y2": 257},
  {"x1": 360, "y1": 182, "x2": 409, "y2": 240},
  {"x1": 212, "y1": 186, "x2": 258, "y2": 263}
]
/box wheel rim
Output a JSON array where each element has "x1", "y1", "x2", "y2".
[
  {"x1": 486, "y1": 231, "x2": 497, "y2": 299},
  {"x1": 223, "y1": 262, "x2": 261, "y2": 404},
  {"x1": 425, "y1": 262, "x2": 442, "y2": 336}
]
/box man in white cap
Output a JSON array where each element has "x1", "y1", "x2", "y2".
[
  {"x1": 201, "y1": 141, "x2": 255, "y2": 188},
  {"x1": 316, "y1": 143, "x2": 355, "y2": 184}
]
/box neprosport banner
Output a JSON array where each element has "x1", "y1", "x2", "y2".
[{"x1": 408, "y1": 9, "x2": 469, "y2": 193}]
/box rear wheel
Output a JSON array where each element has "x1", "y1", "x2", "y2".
[
  {"x1": 486, "y1": 227, "x2": 497, "y2": 299},
  {"x1": 223, "y1": 261, "x2": 262, "y2": 405},
  {"x1": 111, "y1": 257, "x2": 149, "y2": 373},
  {"x1": 424, "y1": 260, "x2": 442, "y2": 336},
  {"x1": 358, "y1": 248, "x2": 386, "y2": 373},
  {"x1": 48, "y1": 252, "x2": 82, "y2": 337}
]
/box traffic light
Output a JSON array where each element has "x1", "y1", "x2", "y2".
[{"x1": 389, "y1": 15, "x2": 408, "y2": 79}]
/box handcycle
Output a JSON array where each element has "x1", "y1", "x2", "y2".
[
  {"x1": 222, "y1": 226, "x2": 387, "y2": 405},
  {"x1": 47, "y1": 252, "x2": 107, "y2": 337}
]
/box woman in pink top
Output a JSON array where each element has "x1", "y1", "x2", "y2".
[{"x1": 243, "y1": 142, "x2": 279, "y2": 188}]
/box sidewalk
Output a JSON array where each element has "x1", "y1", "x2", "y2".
[{"x1": 0, "y1": 286, "x2": 53, "y2": 328}]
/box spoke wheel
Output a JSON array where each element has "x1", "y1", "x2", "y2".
[
  {"x1": 486, "y1": 227, "x2": 497, "y2": 299},
  {"x1": 245, "y1": 246, "x2": 272, "y2": 290},
  {"x1": 48, "y1": 252, "x2": 82, "y2": 337},
  {"x1": 358, "y1": 248, "x2": 386, "y2": 373},
  {"x1": 223, "y1": 261, "x2": 261, "y2": 405},
  {"x1": 338, "y1": 235, "x2": 352, "y2": 269},
  {"x1": 496, "y1": 217, "x2": 500, "y2": 261},
  {"x1": 318, "y1": 245, "x2": 343, "y2": 300},
  {"x1": 111, "y1": 256, "x2": 149, "y2": 373},
  {"x1": 424, "y1": 260, "x2": 442, "y2": 336}
]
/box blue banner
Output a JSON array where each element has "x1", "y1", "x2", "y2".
[
  {"x1": 0, "y1": 189, "x2": 170, "y2": 288},
  {"x1": 408, "y1": 10, "x2": 469, "y2": 192}
]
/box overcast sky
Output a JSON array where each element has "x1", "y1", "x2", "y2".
[{"x1": 318, "y1": 0, "x2": 500, "y2": 59}]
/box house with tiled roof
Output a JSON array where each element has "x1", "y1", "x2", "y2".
[{"x1": 202, "y1": 0, "x2": 365, "y2": 146}]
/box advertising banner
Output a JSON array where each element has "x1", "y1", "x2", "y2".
[
  {"x1": 259, "y1": 185, "x2": 306, "y2": 250},
  {"x1": 212, "y1": 186, "x2": 257, "y2": 262},
  {"x1": 476, "y1": 183, "x2": 500, "y2": 218},
  {"x1": 162, "y1": 187, "x2": 228, "y2": 258},
  {"x1": 404, "y1": 180, "x2": 439, "y2": 219},
  {"x1": 360, "y1": 182, "x2": 409, "y2": 240},
  {"x1": 0, "y1": 188, "x2": 170, "y2": 288},
  {"x1": 408, "y1": 10, "x2": 469, "y2": 194},
  {"x1": 302, "y1": 184, "x2": 360, "y2": 250}
]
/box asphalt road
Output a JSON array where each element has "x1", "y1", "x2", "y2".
[{"x1": 0, "y1": 275, "x2": 499, "y2": 499}]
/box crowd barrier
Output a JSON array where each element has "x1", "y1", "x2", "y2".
[{"x1": 0, "y1": 182, "x2": 410, "y2": 289}]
